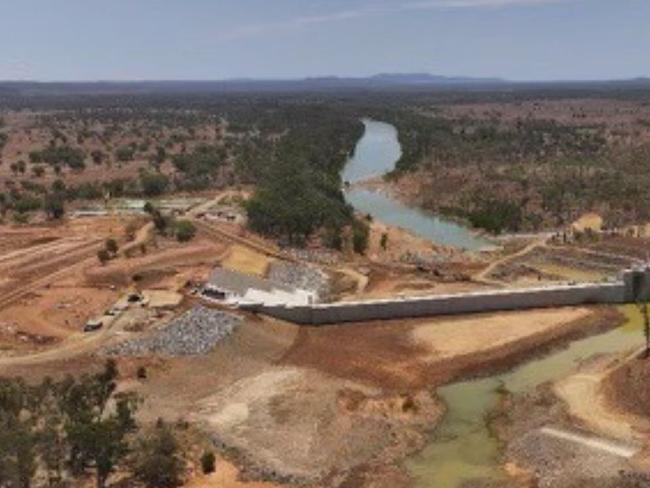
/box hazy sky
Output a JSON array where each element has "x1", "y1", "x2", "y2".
[{"x1": 0, "y1": 0, "x2": 647, "y2": 81}]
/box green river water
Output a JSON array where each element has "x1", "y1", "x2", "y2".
[
  {"x1": 406, "y1": 306, "x2": 643, "y2": 487},
  {"x1": 342, "y1": 119, "x2": 645, "y2": 487}
]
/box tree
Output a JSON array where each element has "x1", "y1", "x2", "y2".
[
  {"x1": 174, "y1": 220, "x2": 196, "y2": 242},
  {"x1": 97, "y1": 249, "x2": 110, "y2": 265},
  {"x1": 380, "y1": 232, "x2": 388, "y2": 251},
  {"x1": 60, "y1": 360, "x2": 138, "y2": 488},
  {"x1": 200, "y1": 451, "x2": 216, "y2": 474},
  {"x1": 115, "y1": 146, "x2": 135, "y2": 163},
  {"x1": 0, "y1": 417, "x2": 37, "y2": 488},
  {"x1": 0, "y1": 361, "x2": 139, "y2": 488},
  {"x1": 640, "y1": 302, "x2": 650, "y2": 359},
  {"x1": 0, "y1": 380, "x2": 40, "y2": 488},
  {"x1": 32, "y1": 165, "x2": 45, "y2": 178},
  {"x1": 352, "y1": 219, "x2": 369, "y2": 254},
  {"x1": 151, "y1": 211, "x2": 169, "y2": 235},
  {"x1": 51, "y1": 179, "x2": 66, "y2": 194},
  {"x1": 139, "y1": 171, "x2": 169, "y2": 197},
  {"x1": 44, "y1": 193, "x2": 65, "y2": 220},
  {"x1": 105, "y1": 238, "x2": 119, "y2": 256},
  {"x1": 134, "y1": 422, "x2": 184, "y2": 488},
  {"x1": 91, "y1": 150, "x2": 105, "y2": 165}
]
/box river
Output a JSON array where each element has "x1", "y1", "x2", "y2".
[
  {"x1": 343, "y1": 119, "x2": 645, "y2": 487},
  {"x1": 406, "y1": 306, "x2": 643, "y2": 487},
  {"x1": 342, "y1": 119, "x2": 492, "y2": 251}
]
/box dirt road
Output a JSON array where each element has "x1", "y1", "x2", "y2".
[{"x1": 474, "y1": 234, "x2": 549, "y2": 285}]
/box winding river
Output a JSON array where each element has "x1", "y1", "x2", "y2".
[
  {"x1": 342, "y1": 119, "x2": 492, "y2": 251},
  {"x1": 342, "y1": 120, "x2": 646, "y2": 487}
]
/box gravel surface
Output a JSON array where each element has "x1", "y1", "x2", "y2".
[
  {"x1": 268, "y1": 261, "x2": 329, "y2": 298},
  {"x1": 105, "y1": 306, "x2": 241, "y2": 356},
  {"x1": 284, "y1": 248, "x2": 341, "y2": 265},
  {"x1": 509, "y1": 429, "x2": 630, "y2": 487}
]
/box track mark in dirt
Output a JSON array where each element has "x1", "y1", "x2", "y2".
[{"x1": 539, "y1": 426, "x2": 639, "y2": 458}]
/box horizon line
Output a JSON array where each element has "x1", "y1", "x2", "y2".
[{"x1": 1, "y1": 74, "x2": 649, "y2": 84}]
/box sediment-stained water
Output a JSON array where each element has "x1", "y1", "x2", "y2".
[{"x1": 406, "y1": 305, "x2": 644, "y2": 488}]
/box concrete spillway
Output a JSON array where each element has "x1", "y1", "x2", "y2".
[{"x1": 241, "y1": 267, "x2": 650, "y2": 325}]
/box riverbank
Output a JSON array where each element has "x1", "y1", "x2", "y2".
[
  {"x1": 118, "y1": 304, "x2": 626, "y2": 488},
  {"x1": 342, "y1": 120, "x2": 494, "y2": 251},
  {"x1": 349, "y1": 174, "x2": 498, "y2": 252},
  {"x1": 456, "y1": 305, "x2": 650, "y2": 488}
]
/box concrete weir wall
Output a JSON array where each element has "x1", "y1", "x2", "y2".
[{"x1": 241, "y1": 268, "x2": 650, "y2": 325}]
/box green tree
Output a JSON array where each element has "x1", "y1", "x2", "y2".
[
  {"x1": 43, "y1": 193, "x2": 65, "y2": 220},
  {"x1": 115, "y1": 146, "x2": 135, "y2": 163},
  {"x1": 105, "y1": 238, "x2": 119, "y2": 256},
  {"x1": 32, "y1": 165, "x2": 45, "y2": 178},
  {"x1": 134, "y1": 422, "x2": 184, "y2": 488},
  {"x1": 0, "y1": 380, "x2": 37, "y2": 488},
  {"x1": 174, "y1": 220, "x2": 196, "y2": 242},
  {"x1": 139, "y1": 171, "x2": 169, "y2": 197},
  {"x1": 97, "y1": 249, "x2": 110, "y2": 265},
  {"x1": 380, "y1": 232, "x2": 388, "y2": 251},
  {"x1": 639, "y1": 302, "x2": 650, "y2": 359},
  {"x1": 200, "y1": 451, "x2": 216, "y2": 474},
  {"x1": 60, "y1": 361, "x2": 138, "y2": 488},
  {"x1": 352, "y1": 219, "x2": 370, "y2": 254}
]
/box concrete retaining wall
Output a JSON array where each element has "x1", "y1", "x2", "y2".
[
  {"x1": 241, "y1": 282, "x2": 624, "y2": 324},
  {"x1": 240, "y1": 268, "x2": 650, "y2": 325}
]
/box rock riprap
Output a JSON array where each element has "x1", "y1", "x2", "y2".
[{"x1": 106, "y1": 306, "x2": 241, "y2": 356}]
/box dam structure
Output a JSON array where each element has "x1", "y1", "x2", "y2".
[{"x1": 241, "y1": 267, "x2": 650, "y2": 325}]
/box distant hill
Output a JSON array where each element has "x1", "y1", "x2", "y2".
[
  {"x1": 370, "y1": 73, "x2": 504, "y2": 84},
  {"x1": 0, "y1": 74, "x2": 649, "y2": 97}
]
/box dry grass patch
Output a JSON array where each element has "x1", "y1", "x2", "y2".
[
  {"x1": 411, "y1": 307, "x2": 592, "y2": 361},
  {"x1": 221, "y1": 245, "x2": 273, "y2": 277}
]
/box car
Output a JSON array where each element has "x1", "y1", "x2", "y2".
[{"x1": 83, "y1": 320, "x2": 103, "y2": 332}]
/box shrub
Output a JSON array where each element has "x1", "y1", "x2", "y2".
[{"x1": 13, "y1": 194, "x2": 42, "y2": 213}]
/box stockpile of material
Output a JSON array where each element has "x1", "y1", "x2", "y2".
[
  {"x1": 105, "y1": 306, "x2": 241, "y2": 356},
  {"x1": 268, "y1": 261, "x2": 329, "y2": 299}
]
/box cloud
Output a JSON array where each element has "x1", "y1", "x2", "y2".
[{"x1": 216, "y1": 0, "x2": 578, "y2": 41}]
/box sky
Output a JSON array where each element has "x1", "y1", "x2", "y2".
[{"x1": 0, "y1": 0, "x2": 647, "y2": 82}]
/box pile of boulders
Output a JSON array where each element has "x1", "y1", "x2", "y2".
[
  {"x1": 105, "y1": 306, "x2": 241, "y2": 356},
  {"x1": 268, "y1": 261, "x2": 329, "y2": 299}
]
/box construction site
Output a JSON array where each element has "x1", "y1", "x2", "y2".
[
  {"x1": 3, "y1": 186, "x2": 650, "y2": 488},
  {"x1": 4, "y1": 83, "x2": 650, "y2": 488}
]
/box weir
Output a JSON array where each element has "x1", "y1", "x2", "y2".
[{"x1": 240, "y1": 266, "x2": 650, "y2": 325}]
